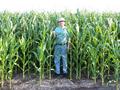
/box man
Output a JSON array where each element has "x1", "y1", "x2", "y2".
[{"x1": 52, "y1": 17, "x2": 70, "y2": 77}]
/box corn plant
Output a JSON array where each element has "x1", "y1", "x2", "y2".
[
  {"x1": 0, "y1": 38, "x2": 8, "y2": 87},
  {"x1": 7, "y1": 34, "x2": 19, "y2": 88},
  {"x1": 0, "y1": 11, "x2": 120, "y2": 88}
]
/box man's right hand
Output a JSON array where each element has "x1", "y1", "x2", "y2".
[{"x1": 50, "y1": 31, "x2": 55, "y2": 37}]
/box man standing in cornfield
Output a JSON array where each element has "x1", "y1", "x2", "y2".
[{"x1": 51, "y1": 17, "x2": 70, "y2": 78}]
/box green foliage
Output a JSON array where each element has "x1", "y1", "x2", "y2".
[{"x1": 0, "y1": 11, "x2": 119, "y2": 89}]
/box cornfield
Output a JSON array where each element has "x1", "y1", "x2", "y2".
[{"x1": 0, "y1": 11, "x2": 120, "y2": 89}]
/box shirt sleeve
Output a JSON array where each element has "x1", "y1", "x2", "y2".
[{"x1": 65, "y1": 27, "x2": 70, "y2": 42}]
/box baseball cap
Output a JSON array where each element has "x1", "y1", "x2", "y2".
[{"x1": 57, "y1": 17, "x2": 65, "y2": 22}]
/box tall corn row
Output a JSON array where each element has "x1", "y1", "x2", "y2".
[{"x1": 0, "y1": 11, "x2": 119, "y2": 89}]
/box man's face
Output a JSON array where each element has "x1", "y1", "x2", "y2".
[{"x1": 59, "y1": 21, "x2": 65, "y2": 27}]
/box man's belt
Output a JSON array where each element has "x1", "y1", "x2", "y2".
[{"x1": 56, "y1": 43, "x2": 67, "y2": 45}]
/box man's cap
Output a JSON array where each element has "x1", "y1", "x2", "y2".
[{"x1": 57, "y1": 17, "x2": 65, "y2": 22}]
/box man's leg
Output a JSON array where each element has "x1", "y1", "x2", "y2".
[
  {"x1": 54, "y1": 45, "x2": 61, "y2": 74},
  {"x1": 62, "y1": 45, "x2": 67, "y2": 74}
]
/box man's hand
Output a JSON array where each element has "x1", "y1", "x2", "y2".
[
  {"x1": 67, "y1": 38, "x2": 71, "y2": 50},
  {"x1": 50, "y1": 31, "x2": 55, "y2": 37}
]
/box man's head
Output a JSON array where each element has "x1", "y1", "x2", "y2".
[{"x1": 58, "y1": 17, "x2": 65, "y2": 27}]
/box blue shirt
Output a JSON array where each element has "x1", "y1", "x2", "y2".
[{"x1": 54, "y1": 26, "x2": 69, "y2": 45}]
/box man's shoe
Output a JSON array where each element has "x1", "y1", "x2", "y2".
[
  {"x1": 54, "y1": 73, "x2": 60, "y2": 78},
  {"x1": 62, "y1": 73, "x2": 68, "y2": 78}
]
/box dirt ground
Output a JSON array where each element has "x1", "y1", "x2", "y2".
[{"x1": 0, "y1": 74, "x2": 118, "y2": 90}]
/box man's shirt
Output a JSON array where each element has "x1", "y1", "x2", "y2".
[{"x1": 54, "y1": 26, "x2": 69, "y2": 45}]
